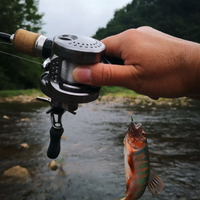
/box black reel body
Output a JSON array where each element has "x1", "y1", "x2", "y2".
[{"x1": 38, "y1": 34, "x2": 105, "y2": 158}]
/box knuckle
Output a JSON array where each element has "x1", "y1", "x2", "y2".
[
  {"x1": 128, "y1": 65, "x2": 144, "y2": 93},
  {"x1": 101, "y1": 64, "x2": 113, "y2": 85},
  {"x1": 137, "y1": 26, "x2": 153, "y2": 31}
]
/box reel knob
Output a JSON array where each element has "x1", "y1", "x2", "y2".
[{"x1": 47, "y1": 126, "x2": 64, "y2": 159}]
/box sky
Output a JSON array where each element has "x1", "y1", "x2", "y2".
[{"x1": 38, "y1": 0, "x2": 132, "y2": 39}]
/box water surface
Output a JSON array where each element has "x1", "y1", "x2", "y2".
[{"x1": 0, "y1": 98, "x2": 199, "y2": 200}]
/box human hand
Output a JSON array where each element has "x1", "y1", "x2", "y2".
[{"x1": 72, "y1": 26, "x2": 200, "y2": 99}]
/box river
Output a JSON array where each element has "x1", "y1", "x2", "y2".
[{"x1": 0, "y1": 97, "x2": 199, "y2": 200}]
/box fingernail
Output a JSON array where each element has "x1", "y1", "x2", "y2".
[{"x1": 72, "y1": 67, "x2": 92, "y2": 84}]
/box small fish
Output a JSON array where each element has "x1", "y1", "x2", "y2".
[{"x1": 122, "y1": 117, "x2": 164, "y2": 200}]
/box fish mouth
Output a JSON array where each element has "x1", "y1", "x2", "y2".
[
  {"x1": 135, "y1": 123, "x2": 142, "y2": 129},
  {"x1": 127, "y1": 122, "x2": 147, "y2": 144},
  {"x1": 129, "y1": 123, "x2": 146, "y2": 139}
]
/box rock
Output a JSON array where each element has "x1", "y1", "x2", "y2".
[
  {"x1": 3, "y1": 115, "x2": 9, "y2": 119},
  {"x1": 20, "y1": 143, "x2": 30, "y2": 149},
  {"x1": 3, "y1": 165, "x2": 30, "y2": 180},
  {"x1": 61, "y1": 134, "x2": 67, "y2": 140},
  {"x1": 48, "y1": 160, "x2": 58, "y2": 171},
  {"x1": 57, "y1": 165, "x2": 66, "y2": 177},
  {"x1": 134, "y1": 99, "x2": 141, "y2": 104},
  {"x1": 20, "y1": 118, "x2": 30, "y2": 122}
]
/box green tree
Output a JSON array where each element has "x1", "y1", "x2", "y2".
[
  {"x1": 93, "y1": 0, "x2": 200, "y2": 43},
  {"x1": 0, "y1": 0, "x2": 44, "y2": 90}
]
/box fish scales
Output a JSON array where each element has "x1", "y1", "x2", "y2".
[
  {"x1": 125, "y1": 146, "x2": 150, "y2": 200},
  {"x1": 133, "y1": 146, "x2": 150, "y2": 198}
]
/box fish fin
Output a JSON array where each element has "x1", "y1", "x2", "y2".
[
  {"x1": 148, "y1": 171, "x2": 165, "y2": 196},
  {"x1": 118, "y1": 197, "x2": 126, "y2": 200}
]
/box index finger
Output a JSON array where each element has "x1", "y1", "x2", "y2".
[{"x1": 101, "y1": 34, "x2": 123, "y2": 59}]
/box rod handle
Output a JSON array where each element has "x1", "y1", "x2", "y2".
[{"x1": 12, "y1": 29, "x2": 41, "y2": 56}]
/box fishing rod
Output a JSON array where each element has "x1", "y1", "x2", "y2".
[{"x1": 0, "y1": 29, "x2": 123, "y2": 159}]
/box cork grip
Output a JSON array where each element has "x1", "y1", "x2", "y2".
[{"x1": 13, "y1": 29, "x2": 41, "y2": 56}]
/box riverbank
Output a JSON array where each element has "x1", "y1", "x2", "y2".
[
  {"x1": 0, "y1": 87, "x2": 198, "y2": 106},
  {"x1": 0, "y1": 87, "x2": 197, "y2": 107},
  {"x1": 0, "y1": 89, "x2": 45, "y2": 103},
  {"x1": 0, "y1": 87, "x2": 136, "y2": 103}
]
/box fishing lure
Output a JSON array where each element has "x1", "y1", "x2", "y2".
[{"x1": 121, "y1": 117, "x2": 164, "y2": 200}]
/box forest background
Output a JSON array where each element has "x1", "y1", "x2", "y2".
[{"x1": 0, "y1": 0, "x2": 200, "y2": 96}]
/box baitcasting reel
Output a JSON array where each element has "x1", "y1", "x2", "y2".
[
  {"x1": 1, "y1": 29, "x2": 123, "y2": 159},
  {"x1": 11, "y1": 29, "x2": 105, "y2": 159},
  {"x1": 38, "y1": 34, "x2": 105, "y2": 159}
]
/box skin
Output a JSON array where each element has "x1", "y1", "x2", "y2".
[{"x1": 72, "y1": 26, "x2": 200, "y2": 100}]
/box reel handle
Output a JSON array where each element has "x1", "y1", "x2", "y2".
[{"x1": 47, "y1": 126, "x2": 64, "y2": 159}]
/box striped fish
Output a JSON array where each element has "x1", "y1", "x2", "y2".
[{"x1": 122, "y1": 117, "x2": 164, "y2": 200}]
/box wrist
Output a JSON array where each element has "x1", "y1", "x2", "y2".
[
  {"x1": 192, "y1": 43, "x2": 200, "y2": 96},
  {"x1": 184, "y1": 41, "x2": 200, "y2": 97}
]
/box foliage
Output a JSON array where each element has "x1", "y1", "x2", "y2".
[
  {"x1": 93, "y1": 0, "x2": 200, "y2": 43},
  {"x1": 99, "y1": 86, "x2": 138, "y2": 97},
  {"x1": 0, "y1": 88, "x2": 43, "y2": 98},
  {"x1": 0, "y1": 0, "x2": 44, "y2": 90}
]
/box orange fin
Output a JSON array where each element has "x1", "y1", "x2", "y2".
[{"x1": 148, "y1": 171, "x2": 165, "y2": 196}]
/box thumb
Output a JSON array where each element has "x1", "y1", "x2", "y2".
[{"x1": 72, "y1": 63, "x2": 135, "y2": 87}]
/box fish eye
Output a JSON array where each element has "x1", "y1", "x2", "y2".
[{"x1": 141, "y1": 132, "x2": 145, "y2": 136}]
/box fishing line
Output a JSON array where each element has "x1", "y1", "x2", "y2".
[
  {"x1": 0, "y1": 38, "x2": 42, "y2": 65},
  {"x1": 0, "y1": 50, "x2": 42, "y2": 65},
  {"x1": 0, "y1": 41, "x2": 12, "y2": 46}
]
